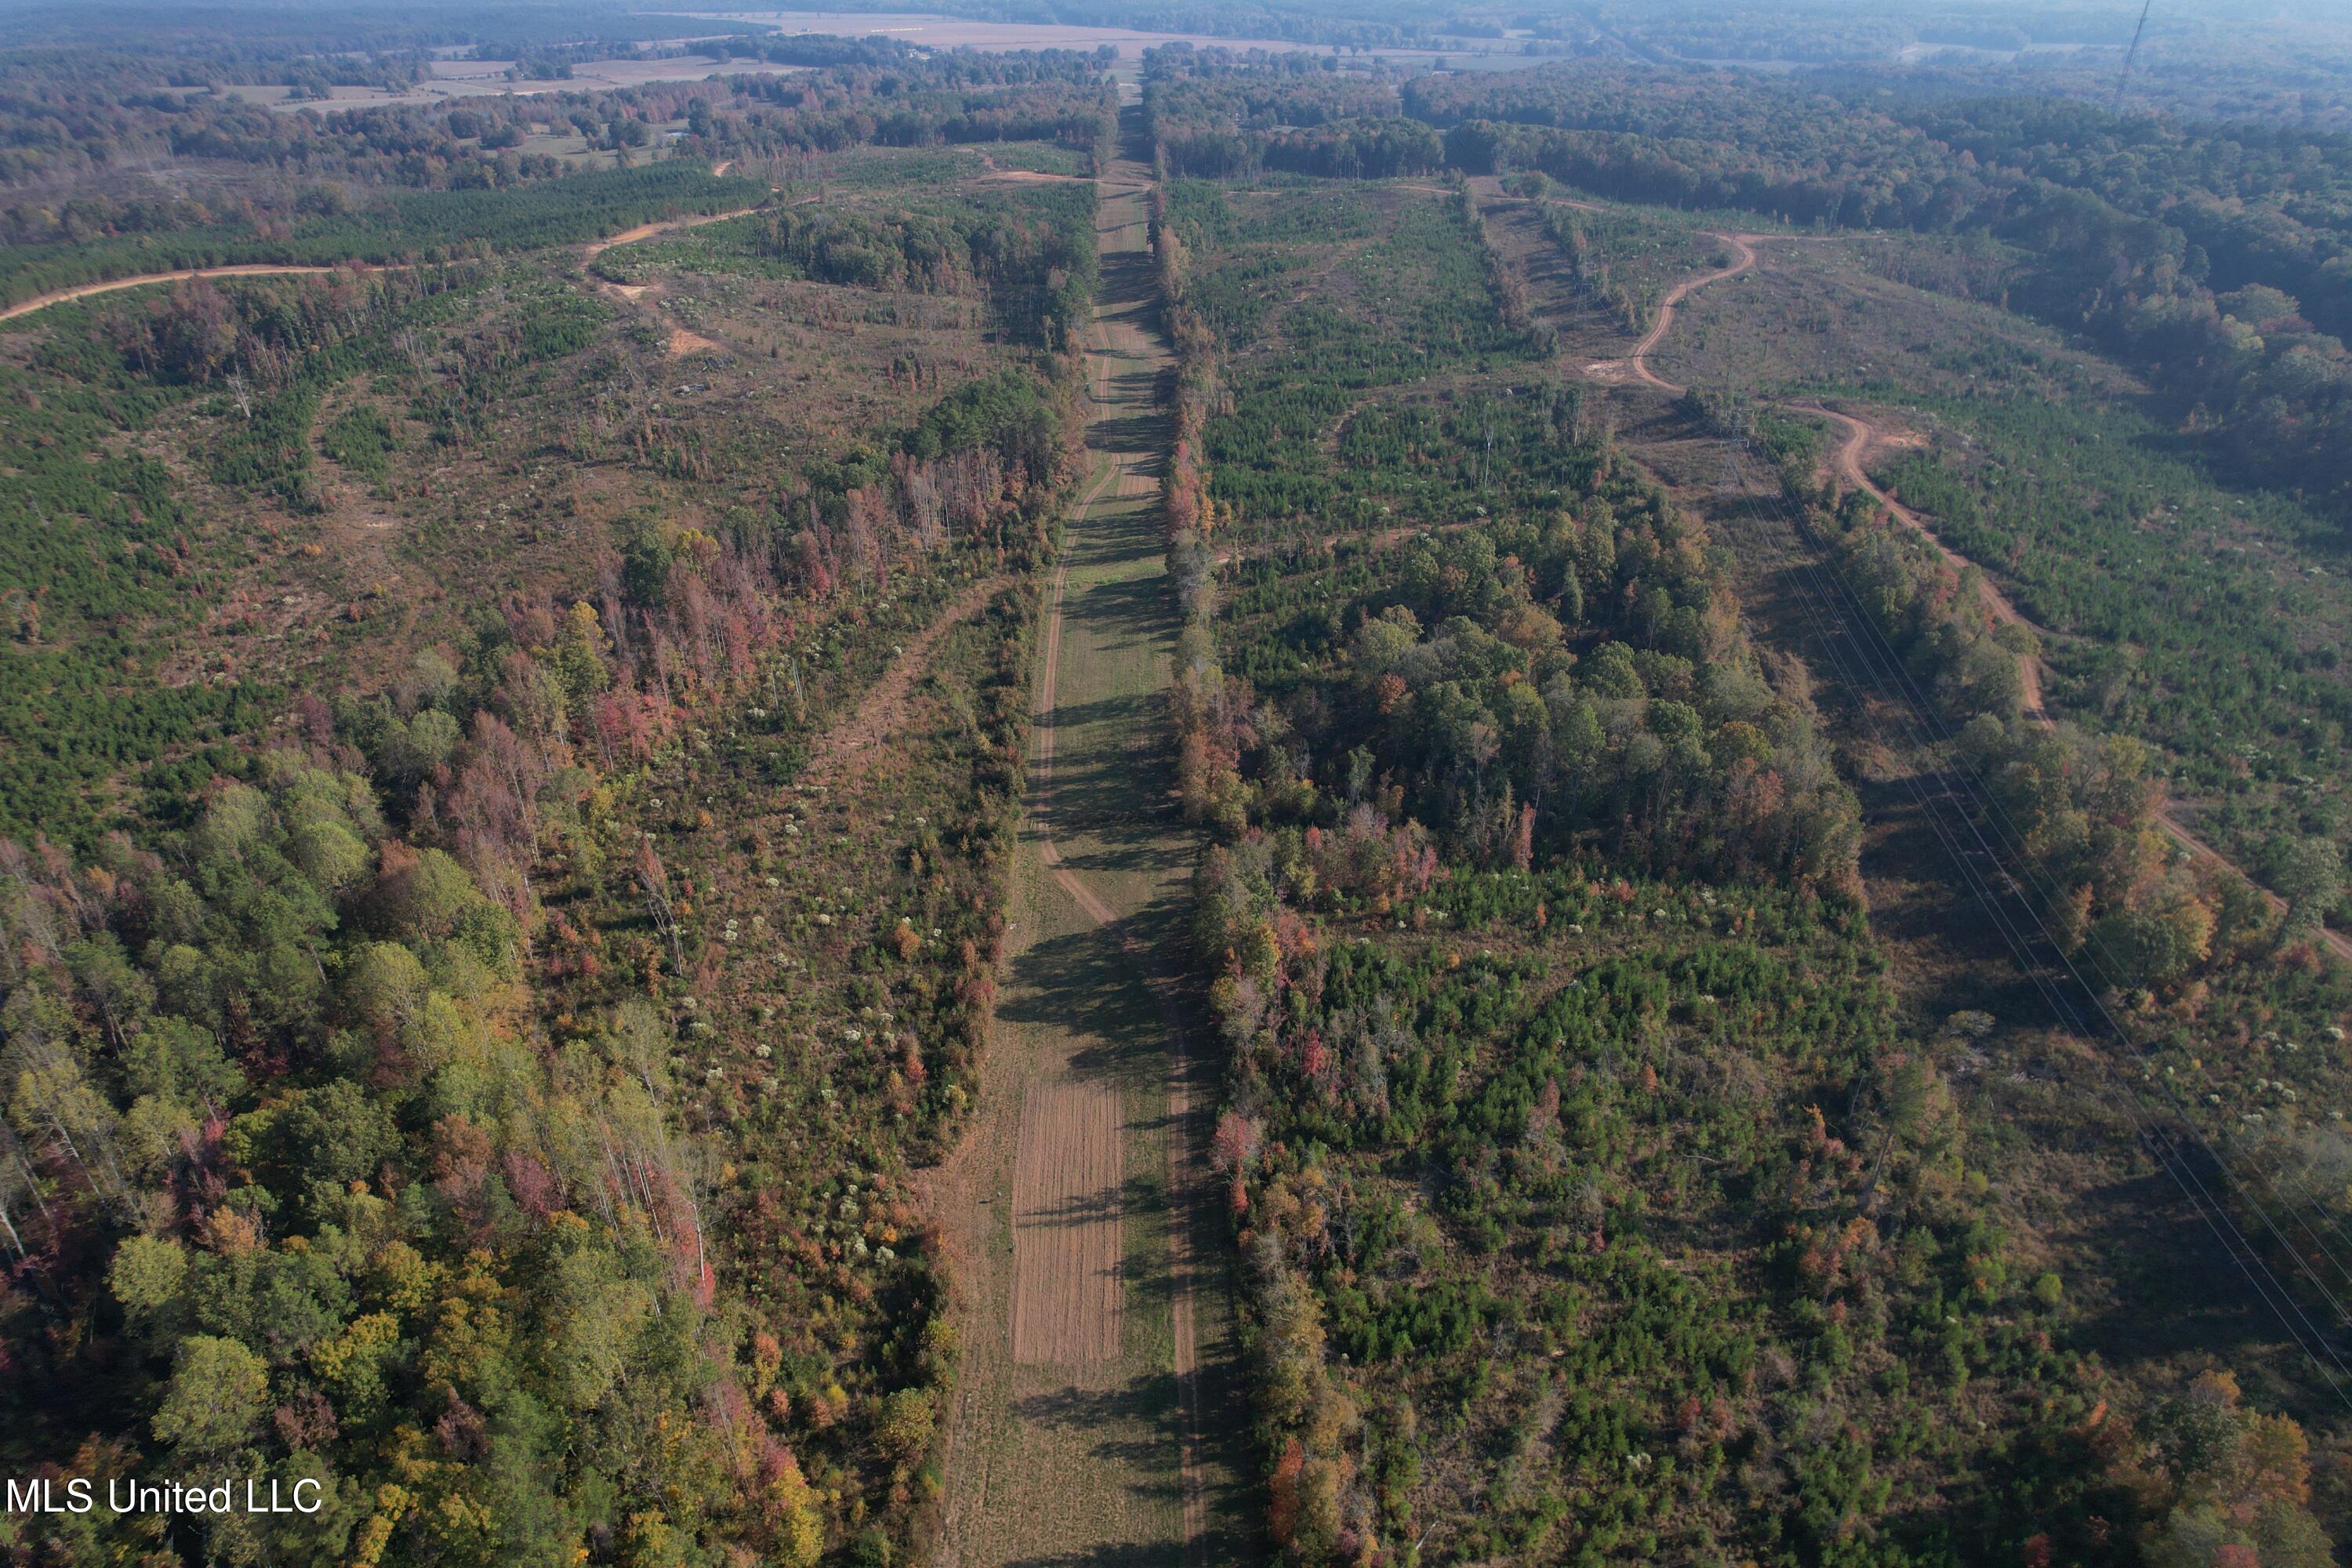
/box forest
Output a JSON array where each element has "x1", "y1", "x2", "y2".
[
  {"x1": 0, "y1": 47, "x2": 1116, "y2": 305},
  {"x1": 1133, "y1": 50, "x2": 2352, "y2": 516},
  {"x1": 6, "y1": 5, "x2": 2352, "y2": 1566},
  {"x1": 1152, "y1": 147, "x2": 2343, "y2": 1568},
  {"x1": 1424, "y1": 71, "x2": 2352, "y2": 511},
  {"x1": 1, "y1": 30, "x2": 1098, "y2": 1554}
]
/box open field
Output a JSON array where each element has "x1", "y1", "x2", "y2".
[
  {"x1": 1011, "y1": 1073, "x2": 1127, "y2": 1363},
  {"x1": 924, "y1": 123, "x2": 1258, "y2": 1568},
  {"x1": 239, "y1": 55, "x2": 810, "y2": 111}
]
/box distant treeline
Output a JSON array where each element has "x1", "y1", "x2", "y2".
[{"x1": 1138, "y1": 53, "x2": 2352, "y2": 518}]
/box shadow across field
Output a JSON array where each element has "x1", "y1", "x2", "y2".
[
  {"x1": 1054, "y1": 571, "x2": 1171, "y2": 662},
  {"x1": 998, "y1": 910, "x2": 1190, "y2": 1094},
  {"x1": 997, "y1": 1356, "x2": 1257, "y2": 1568}
]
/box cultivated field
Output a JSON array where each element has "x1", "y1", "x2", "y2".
[{"x1": 1011, "y1": 1072, "x2": 1127, "y2": 1363}]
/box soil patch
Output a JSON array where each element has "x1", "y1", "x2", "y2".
[{"x1": 1010, "y1": 1074, "x2": 1125, "y2": 1362}]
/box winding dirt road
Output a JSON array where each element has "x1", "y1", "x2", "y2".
[
  {"x1": 1802, "y1": 404, "x2": 2049, "y2": 723},
  {"x1": 0, "y1": 263, "x2": 364, "y2": 323},
  {"x1": 0, "y1": 191, "x2": 767, "y2": 325},
  {"x1": 1627, "y1": 231, "x2": 1759, "y2": 394},
  {"x1": 1804, "y1": 402, "x2": 2352, "y2": 964},
  {"x1": 1592, "y1": 212, "x2": 2352, "y2": 964}
]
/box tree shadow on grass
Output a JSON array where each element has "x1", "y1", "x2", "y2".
[
  {"x1": 1000, "y1": 924, "x2": 1168, "y2": 1090},
  {"x1": 1096, "y1": 253, "x2": 1162, "y2": 313},
  {"x1": 1088, "y1": 410, "x2": 1171, "y2": 462},
  {"x1": 2063, "y1": 1154, "x2": 2307, "y2": 1374},
  {"x1": 1039, "y1": 759, "x2": 1182, "y2": 870},
  {"x1": 1014, "y1": 1372, "x2": 1186, "y2": 1479},
  {"x1": 1019, "y1": 1178, "x2": 1128, "y2": 1229},
  {"x1": 1065, "y1": 569, "x2": 1170, "y2": 647}
]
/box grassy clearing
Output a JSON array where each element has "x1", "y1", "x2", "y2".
[{"x1": 932, "y1": 160, "x2": 1261, "y2": 1566}]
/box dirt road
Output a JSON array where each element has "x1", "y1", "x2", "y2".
[
  {"x1": 1804, "y1": 402, "x2": 2352, "y2": 964},
  {"x1": 1628, "y1": 231, "x2": 1759, "y2": 393},
  {"x1": 800, "y1": 573, "x2": 1013, "y2": 788},
  {"x1": 1593, "y1": 216, "x2": 2352, "y2": 967},
  {"x1": 0, "y1": 179, "x2": 765, "y2": 325},
  {"x1": 579, "y1": 201, "x2": 765, "y2": 263},
  {"x1": 1802, "y1": 404, "x2": 2049, "y2": 723},
  {"x1": 0, "y1": 263, "x2": 362, "y2": 323}
]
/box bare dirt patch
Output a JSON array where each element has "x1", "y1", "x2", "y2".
[
  {"x1": 581, "y1": 199, "x2": 764, "y2": 263},
  {"x1": 666, "y1": 325, "x2": 724, "y2": 357},
  {"x1": 1011, "y1": 1075, "x2": 1125, "y2": 1363}
]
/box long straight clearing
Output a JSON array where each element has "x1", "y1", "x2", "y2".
[{"x1": 924, "y1": 114, "x2": 1258, "y2": 1568}]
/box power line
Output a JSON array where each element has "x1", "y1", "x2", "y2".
[
  {"x1": 1746, "y1": 430, "x2": 2352, "y2": 1299},
  {"x1": 1504, "y1": 184, "x2": 2352, "y2": 1400},
  {"x1": 2113, "y1": 0, "x2": 2156, "y2": 115},
  {"x1": 1715, "y1": 431, "x2": 2352, "y2": 1406}
]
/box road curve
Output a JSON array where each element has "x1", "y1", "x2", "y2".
[
  {"x1": 1804, "y1": 402, "x2": 2352, "y2": 965},
  {"x1": 579, "y1": 203, "x2": 764, "y2": 263},
  {"x1": 1800, "y1": 403, "x2": 2050, "y2": 724},
  {"x1": 0, "y1": 196, "x2": 768, "y2": 325},
  {"x1": 1601, "y1": 212, "x2": 2349, "y2": 964},
  {"x1": 1628, "y1": 231, "x2": 1759, "y2": 394}
]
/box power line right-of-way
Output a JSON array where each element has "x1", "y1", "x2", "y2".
[{"x1": 1511, "y1": 181, "x2": 2352, "y2": 1410}]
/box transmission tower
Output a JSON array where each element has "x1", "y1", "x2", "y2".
[{"x1": 2112, "y1": 0, "x2": 2155, "y2": 114}]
